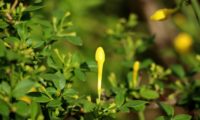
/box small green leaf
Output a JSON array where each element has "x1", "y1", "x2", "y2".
[
  {"x1": 64, "y1": 36, "x2": 82, "y2": 46},
  {"x1": 28, "y1": 92, "x2": 51, "y2": 103},
  {"x1": 140, "y1": 87, "x2": 159, "y2": 100},
  {"x1": 53, "y1": 72, "x2": 66, "y2": 90},
  {"x1": 46, "y1": 87, "x2": 57, "y2": 95},
  {"x1": 41, "y1": 73, "x2": 59, "y2": 81},
  {"x1": 15, "y1": 22, "x2": 29, "y2": 40},
  {"x1": 119, "y1": 105, "x2": 129, "y2": 112},
  {"x1": 115, "y1": 92, "x2": 125, "y2": 107},
  {"x1": 81, "y1": 100, "x2": 96, "y2": 113},
  {"x1": 75, "y1": 69, "x2": 86, "y2": 81},
  {"x1": 47, "y1": 99, "x2": 62, "y2": 107},
  {"x1": 0, "y1": 20, "x2": 8, "y2": 29},
  {"x1": 47, "y1": 57, "x2": 58, "y2": 69},
  {"x1": 0, "y1": 99, "x2": 9, "y2": 116},
  {"x1": 0, "y1": 82, "x2": 11, "y2": 94},
  {"x1": 124, "y1": 100, "x2": 147, "y2": 111},
  {"x1": 30, "y1": 102, "x2": 39, "y2": 120},
  {"x1": 6, "y1": 50, "x2": 20, "y2": 61},
  {"x1": 12, "y1": 79, "x2": 35, "y2": 98},
  {"x1": 42, "y1": 72, "x2": 66, "y2": 90},
  {"x1": 159, "y1": 102, "x2": 174, "y2": 116},
  {"x1": 25, "y1": 5, "x2": 43, "y2": 11},
  {"x1": 173, "y1": 114, "x2": 191, "y2": 120},
  {"x1": 14, "y1": 101, "x2": 30, "y2": 117},
  {"x1": 171, "y1": 64, "x2": 185, "y2": 78},
  {"x1": 50, "y1": 49, "x2": 64, "y2": 68},
  {"x1": 28, "y1": 37, "x2": 44, "y2": 48},
  {"x1": 0, "y1": 40, "x2": 5, "y2": 57},
  {"x1": 82, "y1": 60, "x2": 97, "y2": 71},
  {"x1": 140, "y1": 59, "x2": 153, "y2": 69},
  {"x1": 63, "y1": 88, "x2": 78, "y2": 98}
]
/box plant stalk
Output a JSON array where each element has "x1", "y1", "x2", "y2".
[
  {"x1": 138, "y1": 111, "x2": 145, "y2": 120},
  {"x1": 97, "y1": 62, "x2": 103, "y2": 104},
  {"x1": 191, "y1": 0, "x2": 200, "y2": 25}
]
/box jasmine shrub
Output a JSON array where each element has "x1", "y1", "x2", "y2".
[{"x1": 0, "y1": 0, "x2": 200, "y2": 120}]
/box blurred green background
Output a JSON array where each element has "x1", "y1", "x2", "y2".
[{"x1": 39, "y1": 0, "x2": 200, "y2": 106}]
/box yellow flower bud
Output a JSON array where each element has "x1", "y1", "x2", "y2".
[
  {"x1": 19, "y1": 96, "x2": 32, "y2": 104},
  {"x1": 134, "y1": 61, "x2": 140, "y2": 72},
  {"x1": 150, "y1": 8, "x2": 176, "y2": 21},
  {"x1": 173, "y1": 33, "x2": 193, "y2": 54},
  {"x1": 133, "y1": 61, "x2": 140, "y2": 88},
  {"x1": 95, "y1": 47, "x2": 105, "y2": 63},
  {"x1": 95, "y1": 47, "x2": 105, "y2": 104},
  {"x1": 28, "y1": 87, "x2": 37, "y2": 92},
  {"x1": 39, "y1": 85, "x2": 46, "y2": 92}
]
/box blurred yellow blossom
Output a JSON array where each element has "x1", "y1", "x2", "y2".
[
  {"x1": 19, "y1": 96, "x2": 32, "y2": 104},
  {"x1": 133, "y1": 61, "x2": 140, "y2": 88},
  {"x1": 28, "y1": 87, "x2": 37, "y2": 92},
  {"x1": 150, "y1": 8, "x2": 176, "y2": 21},
  {"x1": 173, "y1": 33, "x2": 193, "y2": 54}
]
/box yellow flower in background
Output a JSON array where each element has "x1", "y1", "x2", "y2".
[
  {"x1": 28, "y1": 87, "x2": 37, "y2": 92},
  {"x1": 150, "y1": 8, "x2": 176, "y2": 21},
  {"x1": 173, "y1": 33, "x2": 193, "y2": 54},
  {"x1": 95, "y1": 47, "x2": 105, "y2": 104},
  {"x1": 19, "y1": 96, "x2": 32, "y2": 104},
  {"x1": 133, "y1": 61, "x2": 140, "y2": 88}
]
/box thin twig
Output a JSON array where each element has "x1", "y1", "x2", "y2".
[
  {"x1": 11, "y1": 0, "x2": 18, "y2": 11},
  {"x1": 6, "y1": 0, "x2": 19, "y2": 22},
  {"x1": 5, "y1": 13, "x2": 12, "y2": 21}
]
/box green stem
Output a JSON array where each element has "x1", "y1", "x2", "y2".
[
  {"x1": 59, "y1": 12, "x2": 70, "y2": 33},
  {"x1": 138, "y1": 111, "x2": 145, "y2": 120},
  {"x1": 97, "y1": 63, "x2": 103, "y2": 104},
  {"x1": 177, "y1": 0, "x2": 185, "y2": 9},
  {"x1": 191, "y1": 0, "x2": 200, "y2": 25}
]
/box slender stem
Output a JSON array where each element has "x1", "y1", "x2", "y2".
[
  {"x1": 97, "y1": 62, "x2": 103, "y2": 104},
  {"x1": 11, "y1": 0, "x2": 18, "y2": 11},
  {"x1": 6, "y1": 0, "x2": 18, "y2": 22},
  {"x1": 133, "y1": 71, "x2": 137, "y2": 88},
  {"x1": 52, "y1": 17, "x2": 58, "y2": 32},
  {"x1": 5, "y1": 13, "x2": 12, "y2": 21},
  {"x1": 138, "y1": 111, "x2": 145, "y2": 120},
  {"x1": 191, "y1": 0, "x2": 200, "y2": 25},
  {"x1": 58, "y1": 12, "x2": 70, "y2": 33}
]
